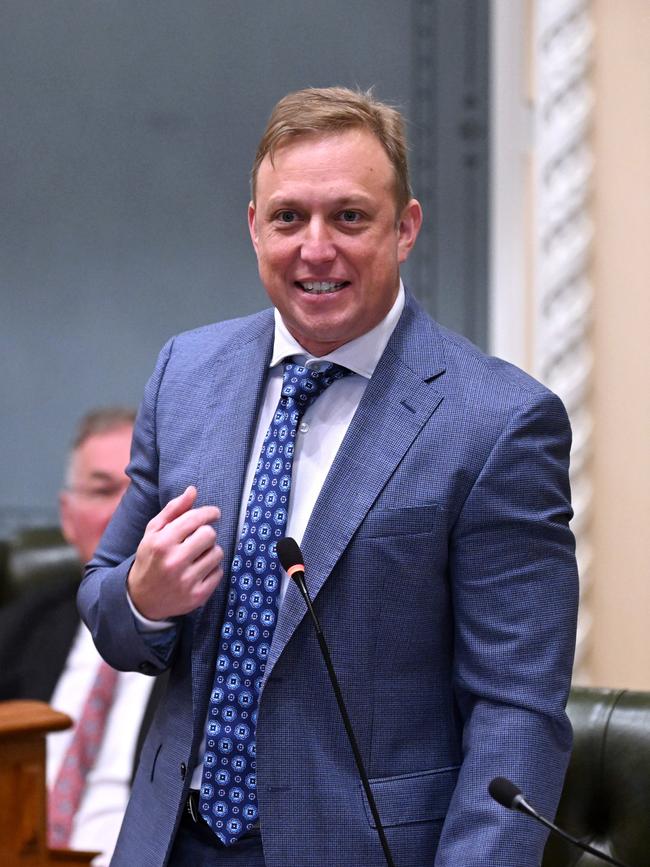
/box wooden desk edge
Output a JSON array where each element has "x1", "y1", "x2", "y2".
[{"x1": 0, "y1": 700, "x2": 73, "y2": 736}]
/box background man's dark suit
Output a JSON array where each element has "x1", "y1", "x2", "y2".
[
  {"x1": 0, "y1": 572, "x2": 166, "y2": 774},
  {"x1": 0, "y1": 574, "x2": 81, "y2": 702}
]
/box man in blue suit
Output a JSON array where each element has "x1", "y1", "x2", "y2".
[{"x1": 78, "y1": 87, "x2": 578, "y2": 866}]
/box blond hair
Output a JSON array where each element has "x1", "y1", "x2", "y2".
[{"x1": 251, "y1": 87, "x2": 412, "y2": 213}]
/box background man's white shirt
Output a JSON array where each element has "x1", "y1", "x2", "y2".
[{"x1": 48, "y1": 623, "x2": 154, "y2": 865}]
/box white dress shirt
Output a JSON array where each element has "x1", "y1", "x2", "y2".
[{"x1": 47, "y1": 623, "x2": 155, "y2": 865}]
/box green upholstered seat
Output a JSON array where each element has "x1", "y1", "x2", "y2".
[
  {"x1": 0, "y1": 526, "x2": 79, "y2": 605},
  {"x1": 543, "y1": 686, "x2": 650, "y2": 867}
]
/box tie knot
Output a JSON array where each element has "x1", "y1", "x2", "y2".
[{"x1": 280, "y1": 360, "x2": 351, "y2": 414}]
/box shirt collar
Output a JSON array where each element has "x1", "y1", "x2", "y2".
[{"x1": 270, "y1": 281, "x2": 405, "y2": 379}]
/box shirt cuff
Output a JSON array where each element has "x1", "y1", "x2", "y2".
[{"x1": 127, "y1": 589, "x2": 176, "y2": 632}]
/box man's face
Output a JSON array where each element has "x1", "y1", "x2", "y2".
[
  {"x1": 248, "y1": 128, "x2": 422, "y2": 357},
  {"x1": 59, "y1": 425, "x2": 133, "y2": 564}
]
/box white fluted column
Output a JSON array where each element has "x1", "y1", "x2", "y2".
[{"x1": 491, "y1": 0, "x2": 595, "y2": 680}]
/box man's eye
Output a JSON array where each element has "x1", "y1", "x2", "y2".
[
  {"x1": 277, "y1": 211, "x2": 297, "y2": 223},
  {"x1": 69, "y1": 484, "x2": 126, "y2": 500},
  {"x1": 340, "y1": 210, "x2": 361, "y2": 223}
]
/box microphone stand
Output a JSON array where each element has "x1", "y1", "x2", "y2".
[{"x1": 289, "y1": 568, "x2": 397, "y2": 867}]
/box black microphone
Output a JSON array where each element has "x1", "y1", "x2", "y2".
[
  {"x1": 489, "y1": 777, "x2": 631, "y2": 867},
  {"x1": 276, "y1": 537, "x2": 396, "y2": 867},
  {"x1": 489, "y1": 776, "x2": 539, "y2": 817}
]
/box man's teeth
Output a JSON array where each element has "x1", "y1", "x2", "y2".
[{"x1": 300, "y1": 281, "x2": 345, "y2": 294}]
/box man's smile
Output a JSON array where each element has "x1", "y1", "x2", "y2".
[{"x1": 295, "y1": 280, "x2": 349, "y2": 295}]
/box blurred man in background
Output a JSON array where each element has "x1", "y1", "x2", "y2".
[{"x1": 0, "y1": 407, "x2": 164, "y2": 865}]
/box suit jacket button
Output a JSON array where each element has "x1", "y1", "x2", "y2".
[
  {"x1": 180, "y1": 762, "x2": 187, "y2": 780},
  {"x1": 138, "y1": 662, "x2": 154, "y2": 674}
]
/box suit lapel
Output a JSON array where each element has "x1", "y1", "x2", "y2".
[
  {"x1": 263, "y1": 296, "x2": 447, "y2": 687},
  {"x1": 190, "y1": 314, "x2": 275, "y2": 723}
]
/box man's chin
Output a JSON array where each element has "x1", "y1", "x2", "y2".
[{"x1": 286, "y1": 322, "x2": 354, "y2": 358}]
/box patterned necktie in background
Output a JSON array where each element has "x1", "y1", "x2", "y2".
[
  {"x1": 48, "y1": 660, "x2": 119, "y2": 847},
  {"x1": 199, "y1": 358, "x2": 351, "y2": 844}
]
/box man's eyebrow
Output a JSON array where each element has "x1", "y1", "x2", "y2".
[
  {"x1": 263, "y1": 197, "x2": 301, "y2": 211},
  {"x1": 86, "y1": 470, "x2": 122, "y2": 483},
  {"x1": 329, "y1": 195, "x2": 373, "y2": 208},
  {"x1": 264, "y1": 193, "x2": 374, "y2": 211}
]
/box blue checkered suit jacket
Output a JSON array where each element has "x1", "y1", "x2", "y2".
[{"x1": 79, "y1": 292, "x2": 578, "y2": 866}]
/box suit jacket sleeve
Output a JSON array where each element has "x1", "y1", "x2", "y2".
[
  {"x1": 78, "y1": 338, "x2": 180, "y2": 675},
  {"x1": 435, "y1": 388, "x2": 578, "y2": 865}
]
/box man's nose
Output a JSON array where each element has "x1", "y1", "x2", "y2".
[{"x1": 300, "y1": 219, "x2": 336, "y2": 264}]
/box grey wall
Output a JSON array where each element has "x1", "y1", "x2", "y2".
[{"x1": 0, "y1": 1, "x2": 488, "y2": 523}]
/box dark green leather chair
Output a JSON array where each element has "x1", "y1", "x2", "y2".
[
  {"x1": 543, "y1": 686, "x2": 650, "y2": 867},
  {"x1": 0, "y1": 526, "x2": 78, "y2": 605}
]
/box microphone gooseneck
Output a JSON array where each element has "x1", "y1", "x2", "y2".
[
  {"x1": 489, "y1": 776, "x2": 631, "y2": 867},
  {"x1": 277, "y1": 537, "x2": 396, "y2": 867}
]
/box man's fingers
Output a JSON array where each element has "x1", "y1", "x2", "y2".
[
  {"x1": 146, "y1": 488, "x2": 220, "y2": 543},
  {"x1": 184, "y1": 544, "x2": 224, "y2": 591},
  {"x1": 130, "y1": 487, "x2": 223, "y2": 619},
  {"x1": 179, "y1": 522, "x2": 219, "y2": 560},
  {"x1": 147, "y1": 485, "x2": 197, "y2": 532},
  {"x1": 162, "y1": 504, "x2": 221, "y2": 545},
  {"x1": 189, "y1": 563, "x2": 224, "y2": 608}
]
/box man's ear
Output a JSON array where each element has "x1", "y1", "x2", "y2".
[
  {"x1": 397, "y1": 198, "x2": 423, "y2": 264},
  {"x1": 59, "y1": 490, "x2": 76, "y2": 549},
  {"x1": 248, "y1": 201, "x2": 259, "y2": 256}
]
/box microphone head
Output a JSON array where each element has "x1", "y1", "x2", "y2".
[
  {"x1": 276, "y1": 537, "x2": 304, "y2": 574},
  {"x1": 488, "y1": 776, "x2": 523, "y2": 810}
]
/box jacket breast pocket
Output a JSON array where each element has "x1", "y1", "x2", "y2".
[
  {"x1": 361, "y1": 766, "x2": 459, "y2": 828},
  {"x1": 356, "y1": 503, "x2": 447, "y2": 540}
]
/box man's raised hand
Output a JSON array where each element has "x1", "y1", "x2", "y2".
[{"x1": 128, "y1": 485, "x2": 224, "y2": 620}]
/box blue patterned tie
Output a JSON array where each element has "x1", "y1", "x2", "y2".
[{"x1": 199, "y1": 358, "x2": 351, "y2": 844}]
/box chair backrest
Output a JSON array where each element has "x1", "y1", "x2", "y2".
[
  {"x1": 542, "y1": 686, "x2": 650, "y2": 867},
  {"x1": 0, "y1": 526, "x2": 79, "y2": 606}
]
